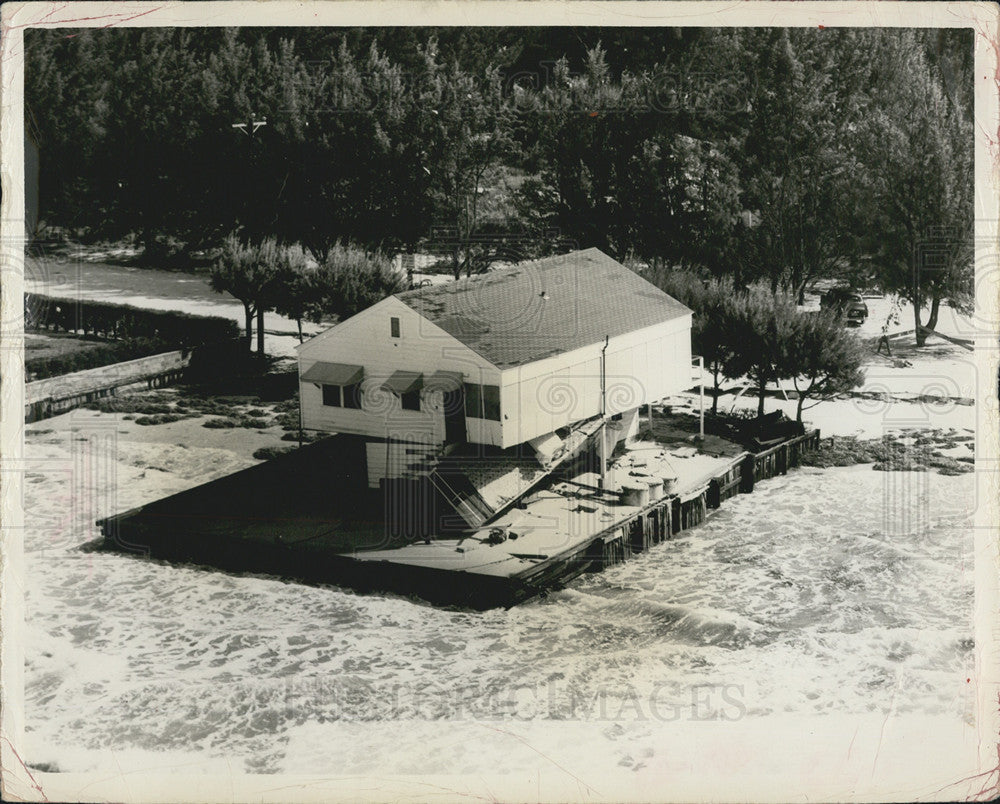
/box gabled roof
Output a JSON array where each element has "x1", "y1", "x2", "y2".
[{"x1": 394, "y1": 248, "x2": 691, "y2": 369}]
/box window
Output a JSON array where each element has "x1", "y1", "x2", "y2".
[
  {"x1": 463, "y1": 382, "x2": 501, "y2": 421},
  {"x1": 343, "y1": 382, "x2": 362, "y2": 409},
  {"x1": 464, "y1": 382, "x2": 481, "y2": 418},
  {"x1": 482, "y1": 384, "x2": 501, "y2": 421},
  {"x1": 390, "y1": 317, "x2": 400, "y2": 338},
  {"x1": 401, "y1": 389, "x2": 420, "y2": 411},
  {"x1": 322, "y1": 384, "x2": 341, "y2": 407},
  {"x1": 323, "y1": 383, "x2": 363, "y2": 409}
]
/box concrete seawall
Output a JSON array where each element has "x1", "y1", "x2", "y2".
[{"x1": 25, "y1": 350, "x2": 190, "y2": 422}]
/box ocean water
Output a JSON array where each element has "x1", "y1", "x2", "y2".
[{"x1": 22, "y1": 463, "x2": 975, "y2": 776}]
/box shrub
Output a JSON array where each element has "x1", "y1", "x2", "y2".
[
  {"x1": 275, "y1": 411, "x2": 301, "y2": 431},
  {"x1": 280, "y1": 430, "x2": 323, "y2": 443},
  {"x1": 25, "y1": 293, "x2": 239, "y2": 345},
  {"x1": 202, "y1": 417, "x2": 243, "y2": 429},
  {"x1": 85, "y1": 393, "x2": 179, "y2": 415},
  {"x1": 134, "y1": 413, "x2": 195, "y2": 426},
  {"x1": 253, "y1": 446, "x2": 298, "y2": 460},
  {"x1": 26, "y1": 337, "x2": 173, "y2": 380},
  {"x1": 203, "y1": 414, "x2": 271, "y2": 430}
]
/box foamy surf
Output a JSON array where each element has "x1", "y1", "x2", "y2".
[{"x1": 22, "y1": 463, "x2": 975, "y2": 777}]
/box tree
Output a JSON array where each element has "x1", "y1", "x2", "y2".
[
  {"x1": 274, "y1": 40, "x2": 432, "y2": 260},
  {"x1": 723, "y1": 286, "x2": 800, "y2": 418},
  {"x1": 780, "y1": 311, "x2": 866, "y2": 422},
  {"x1": 413, "y1": 44, "x2": 517, "y2": 278},
  {"x1": 646, "y1": 267, "x2": 737, "y2": 414},
  {"x1": 856, "y1": 31, "x2": 974, "y2": 346},
  {"x1": 26, "y1": 25, "x2": 969, "y2": 306},
  {"x1": 527, "y1": 48, "x2": 650, "y2": 258},
  {"x1": 735, "y1": 29, "x2": 865, "y2": 301},
  {"x1": 310, "y1": 242, "x2": 406, "y2": 322},
  {"x1": 271, "y1": 244, "x2": 316, "y2": 343},
  {"x1": 694, "y1": 280, "x2": 741, "y2": 416},
  {"x1": 210, "y1": 234, "x2": 282, "y2": 356},
  {"x1": 521, "y1": 41, "x2": 746, "y2": 271}
]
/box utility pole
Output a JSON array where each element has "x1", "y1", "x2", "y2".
[
  {"x1": 230, "y1": 114, "x2": 268, "y2": 360},
  {"x1": 598, "y1": 335, "x2": 609, "y2": 490},
  {"x1": 693, "y1": 355, "x2": 705, "y2": 443},
  {"x1": 231, "y1": 114, "x2": 267, "y2": 236},
  {"x1": 231, "y1": 114, "x2": 268, "y2": 148}
]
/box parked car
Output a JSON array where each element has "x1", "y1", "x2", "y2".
[{"x1": 820, "y1": 288, "x2": 868, "y2": 327}]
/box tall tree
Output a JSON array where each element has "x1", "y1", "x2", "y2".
[
  {"x1": 274, "y1": 39, "x2": 431, "y2": 260},
  {"x1": 857, "y1": 31, "x2": 974, "y2": 345},
  {"x1": 413, "y1": 42, "x2": 517, "y2": 278},
  {"x1": 526, "y1": 48, "x2": 649, "y2": 257},
  {"x1": 736, "y1": 29, "x2": 865, "y2": 300}
]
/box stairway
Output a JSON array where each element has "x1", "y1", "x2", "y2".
[{"x1": 425, "y1": 464, "x2": 495, "y2": 529}]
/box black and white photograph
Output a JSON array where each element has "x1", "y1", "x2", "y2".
[{"x1": 1, "y1": 2, "x2": 998, "y2": 801}]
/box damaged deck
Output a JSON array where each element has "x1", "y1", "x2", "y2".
[
  {"x1": 354, "y1": 441, "x2": 738, "y2": 576},
  {"x1": 98, "y1": 418, "x2": 820, "y2": 608}
]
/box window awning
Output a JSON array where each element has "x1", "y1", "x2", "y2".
[
  {"x1": 301, "y1": 361, "x2": 364, "y2": 386},
  {"x1": 424, "y1": 370, "x2": 464, "y2": 394},
  {"x1": 381, "y1": 370, "x2": 423, "y2": 395}
]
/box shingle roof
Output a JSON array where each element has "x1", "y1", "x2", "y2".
[{"x1": 395, "y1": 248, "x2": 691, "y2": 369}]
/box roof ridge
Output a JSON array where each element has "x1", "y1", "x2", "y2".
[
  {"x1": 395, "y1": 247, "x2": 608, "y2": 301},
  {"x1": 393, "y1": 249, "x2": 691, "y2": 369}
]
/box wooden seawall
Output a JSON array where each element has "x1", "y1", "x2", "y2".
[{"x1": 570, "y1": 430, "x2": 821, "y2": 578}]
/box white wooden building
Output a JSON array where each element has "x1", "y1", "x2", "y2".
[{"x1": 297, "y1": 248, "x2": 693, "y2": 488}]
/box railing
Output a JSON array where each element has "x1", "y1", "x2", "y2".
[{"x1": 426, "y1": 467, "x2": 493, "y2": 529}]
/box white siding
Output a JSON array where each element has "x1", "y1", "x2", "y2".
[
  {"x1": 298, "y1": 297, "x2": 499, "y2": 445},
  {"x1": 298, "y1": 296, "x2": 691, "y2": 453},
  {"x1": 499, "y1": 314, "x2": 692, "y2": 447}
]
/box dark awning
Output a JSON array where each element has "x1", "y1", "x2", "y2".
[
  {"x1": 424, "y1": 370, "x2": 464, "y2": 394},
  {"x1": 381, "y1": 370, "x2": 423, "y2": 395},
  {"x1": 301, "y1": 361, "x2": 364, "y2": 386}
]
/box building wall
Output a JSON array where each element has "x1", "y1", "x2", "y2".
[
  {"x1": 365, "y1": 439, "x2": 441, "y2": 489},
  {"x1": 298, "y1": 296, "x2": 502, "y2": 447},
  {"x1": 299, "y1": 295, "x2": 692, "y2": 457},
  {"x1": 499, "y1": 314, "x2": 692, "y2": 448}
]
